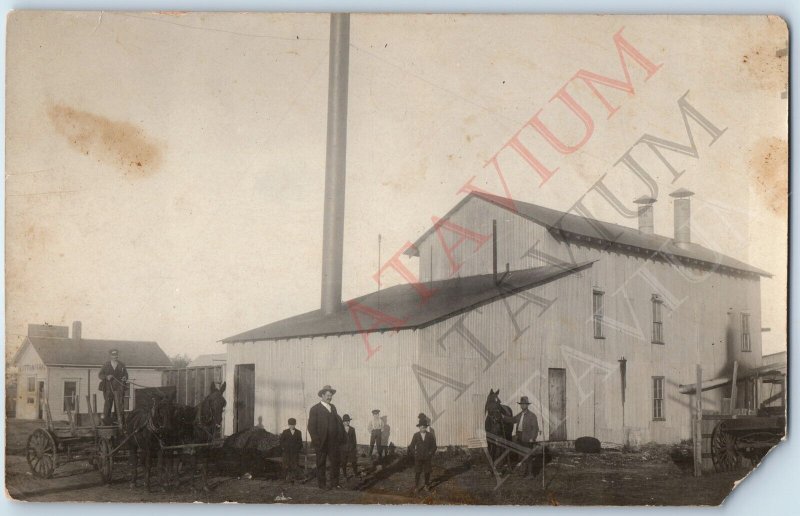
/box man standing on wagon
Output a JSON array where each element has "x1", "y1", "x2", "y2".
[{"x1": 98, "y1": 348, "x2": 128, "y2": 425}]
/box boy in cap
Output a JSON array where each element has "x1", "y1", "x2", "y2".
[
  {"x1": 339, "y1": 414, "x2": 359, "y2": 479},
  {"x1": 280, "y1": 418, "x2": 304, "y2": 483},
  {"x1": 408, "y1": 415, "x2": 437, "y2": 493},
  {"x1": 368, "y1": 409, "x2": 384, "y2": 461}
]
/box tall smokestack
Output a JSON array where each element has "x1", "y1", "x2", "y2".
[
  {"x1": 633, "y1": 195, "x2": 656, "y2": 235},
  {"x1": 670, "y1": 188, "x2": 694, "y2": 248},
  {"x1": 320, "y1": 14, "x2": 350, "y2": 315}
]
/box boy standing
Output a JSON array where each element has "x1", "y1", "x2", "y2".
[
  {"x1": 340, "y1": 414, "x2": 359, "y2": 479},
  {"x1": 408, "y1": 415, "x2": 437, "y2": 493},
  {"x1": 280, "y1": 418, "x2": 304, "y2": 483},
  {"x1": 368, "y1": 409, "x2": 384, "y2": 460}
]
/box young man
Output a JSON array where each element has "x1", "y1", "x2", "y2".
[
  {"x1": 279, "y1": 418, "x2": 304, "y2": 483},
  {"x1": 408, "y1": 415, "x2": 437, "y2": 493},
  {"x1": 98, "y1": 349, "x2": 128, "y2": 426},
  {"x1": 368, "y1": 409, "x2": 384, "y2": 461},
  {"x1": 339, "y1": 414, "x2": 359, "y2": 479},
  {"x1": 512, "y1": 396, "x2": 540, "y2": 477},
  {"x1": 307, "y1": 385, "x2": 345, "y2": 489}
]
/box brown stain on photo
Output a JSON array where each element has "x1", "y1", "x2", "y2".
[
  {"x1": 748, "y1": 137, "x2": 788, "y2": 217},
  {"x1": 47, "y1": 104, "x2": 163, "y2": 177}
]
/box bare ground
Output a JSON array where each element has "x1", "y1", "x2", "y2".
[{"x1": 6, "y1": 419, "x2": 748, "y2": 505}]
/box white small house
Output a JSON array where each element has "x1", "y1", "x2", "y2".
[{"x1": 11, "y1": 321, "x2": 172, "y2": 421}]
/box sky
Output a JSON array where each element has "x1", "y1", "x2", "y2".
[{"x1": 5, "y1": 12, "x2": 788, "y2": 361}]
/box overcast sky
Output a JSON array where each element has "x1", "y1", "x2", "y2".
[{"x1": 5, "y1": 12, "x2": 788, "y2": 360}]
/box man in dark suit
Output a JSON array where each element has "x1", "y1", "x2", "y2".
[
  {"x1": 339, "y1": 414, "x2": 359, "y2": 479},
  {"x1": 307, "y1": 385, "x2": 345, "y2": 489},
  {"x1": 98, "y1": 349, "x2": 128, "y2": 425},
  {"x1": 408, "y1": 415, "x2": 437, "y2": 493},
  {"x1": 512, "y1": 396, "x2": 540, "y2": 477},
  {"x1": 279, "y1": 418, "x2": 304, "y2": 483}
]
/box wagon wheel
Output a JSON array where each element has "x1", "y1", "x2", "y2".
[
  {"x1": 737, "y1": 431, "x2": 779, "y2": 464},
  {"x1": 711, "y1": 425, "x2": 741, "y2": 472},
  {"x1": 97, "y1": 437, "x2": 114, "y2": 484},
  {"x1": 27, "y1": 428, "x2": 57, "y2": 479}
]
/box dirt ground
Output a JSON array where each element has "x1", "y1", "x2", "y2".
[{"x1": 6, "y1": 419, "x2": 748, "y2": 505}]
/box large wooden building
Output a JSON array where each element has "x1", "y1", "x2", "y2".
[
  {"x1": 11, "y1": 321, "x2": 172, "y2": 421},
  {"x1": 223, "y1": 191, "x2": 768, "y2": 447}
]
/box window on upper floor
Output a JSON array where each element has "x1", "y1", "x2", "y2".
[
  {"x1": 652, "y1": 376, "x2": 665, "y2": 421},
  {"x1": 592, "y1": 290, "x2": 604, "y2": 339},
  {"x1": 741, "y1": 313, "x2": 751, "y2": 352},
  {"x1": 652, "y1": 294, "x2": 664, "y2": 344}
]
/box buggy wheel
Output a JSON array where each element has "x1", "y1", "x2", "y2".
[
  {"x1": 97, "y1": 437, "x2": 114, "y2": 484},
  {"x1": 27, "y1": 428, "x2": 57, "y2": 479},
  {"x1": 711, "y1": 425, "x2": 741, "y2": 472}
]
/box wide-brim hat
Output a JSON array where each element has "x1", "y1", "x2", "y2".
[
  {"x1": 416, "y1": 420, "x2": 429, "y2": 427},
  {"x1": 517, "y1": 396, "x2": 531, "y2": 405},
  {"x1": 318, "y1": 385, "x2": 336, "y2": 397},
  {"x1": 371, "y1": 409, "x2": 380, "y2": 415},
  {"x1": 109, "y1": 349, "x2": 119, "y2": 356},
  {"x1": 342, "y1": 414, "x2": 351, "y2": 422},
  {"x1": 288, "y1": 418, "x2": 297, "y2": 425}
]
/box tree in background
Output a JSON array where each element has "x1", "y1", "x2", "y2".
[{"x1": 170, "y1": 353, "x2": 191, "y2": 368}]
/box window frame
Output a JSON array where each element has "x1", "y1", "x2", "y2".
[
  {"x1": 62, "y1": 380, "x2": 78, "y2": 412},
  {"x1": 741, "y1": 312, "x2": 752, "y2": 352},
  {"x1": 592, "y1": 289, "x2": 605, "y2": 339},
  {"x1": 27, "y1": 376, "x2": 35, "y2": 392},
  {"x1": 652, "y1": 376, "x2": 665, "y2": 421},
  {"x1": 651, "y1": 294, "x2": 664, "y2": 345}
]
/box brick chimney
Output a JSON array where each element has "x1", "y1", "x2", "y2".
[
  {"x1": 670, "y1": 188, "x2": 694, "y2": 248},
  {"x1": 633, "y1": 195, "x2": 656, "y2": 235},
  {"x1": 72, "y1": 321, "x2": 82, "y2": 341}
]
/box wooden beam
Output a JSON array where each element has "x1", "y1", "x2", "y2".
[
  {"x1": 693, "y1": 364, "x2": 702, "y2": 477},
  {"x1": 730, "y1": 361, "x2": 739, "y2": 414}
]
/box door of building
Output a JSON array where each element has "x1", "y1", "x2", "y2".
[
  {"x1": 234, "y1": 364, "x2": 255, "y2": 433},
  {"x1": 548, "y1": 368, "x2": 567, "y2": 441}
]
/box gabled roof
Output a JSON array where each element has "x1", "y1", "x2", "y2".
[
  {"x1": 188, "y1": 353, "x2": 227, "y2": 368},
  {"x1": 406, "y1": 193, "x2": 770, "y2": 278},
  {"x1": 223, "y1": 261, "x2": 594, "y2": 343},
  {"x1": 16, "y1": 337, "x2": 172, "y2": 368}
]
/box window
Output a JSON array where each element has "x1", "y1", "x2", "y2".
[
  {"x1": 592, "y1": 290, "x2": 604, "y2": 338},
  {"x1": 741, "y1": 313, "x2": 751, "y2": 352},
  {"x1": 27, "y1": 377, "x2": 35, "y2": 392},
  {"x1": 652, "y1": 376, "x2": 665, "y2": 420},
  {"x1": 123, "y1": 382, "x2": 133, "y2": 411},
  {"x1": 651, "y1": 294, "x2": 664, "y2": 344},
  {"x1": 63, "y1": 381, "x2": 77, "y2": 412}
]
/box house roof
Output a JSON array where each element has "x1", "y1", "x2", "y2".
[
  {"x1": 406, "y1": 193, "x2": 770, "y2": 278},
  {"x1": 223, "y1": 260, "x2": 594, "y2": 343},
  {"x1": 18, "y1": 337, "x2": 172, "y2": 368},
  {"x1": 187, "y1": 353, "x2": 227, "y2": 368}
]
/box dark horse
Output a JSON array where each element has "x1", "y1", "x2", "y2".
[
  {"x1": 484, "y1": 389, "x2": 514, "y2": 470},
  {"x1": 125, "y1": 394, "x2": 176, "y2": 490},
  {"x1": 169, "y1": 381, "x2": 227, "y2": 491}
]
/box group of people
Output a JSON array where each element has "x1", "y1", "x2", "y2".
[{"x1": 279, "y1": 384, "x2": 438, "y2": 492}]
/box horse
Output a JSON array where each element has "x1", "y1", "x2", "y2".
[
  {"x1": 484, "y1": 389, "x2": 514, "y2": 471},
  {"x1": 169, "y1": 381, "x2": 227, "y2": 491},
  {"x1": 125, "y1": 394, "x2": 176, "y2": 491}
]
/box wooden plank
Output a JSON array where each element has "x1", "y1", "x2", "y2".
[
  {"x1": 693, "y1": 365, "x2": 702, "y2": 477},
  {"x1": 730, "y1": 361, "x2": 739, "y2": 412}
]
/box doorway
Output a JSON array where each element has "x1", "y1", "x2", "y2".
[
  {"x1": 234, "y1": 364, "x2": 255, "y2": 432},
  {"x1": 548, "y1": 368, "x2": 567, "y2": 441}
]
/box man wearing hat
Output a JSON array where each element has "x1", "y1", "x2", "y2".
[
  {"x1": 512, "y1": 396, "x2": 540, "y2": 477},
  {"x1": 367, "y1": 409, "x2": 384, "y2": 461},
  {"x1": 339, "y1": 414, "x2": 359, "y2": 479},
  {"x1": 408, "y1": 414, "x2": 437, "y2": 493},
  {"x1": 280, "y1": 418, "x2": 304, "y2": 483},
  {"x1": 97, "y1": 349, "x2": 128, "y2": 425},
  {"x1": 307, "y1": 385, "x2": 345, "y2": 489}
]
